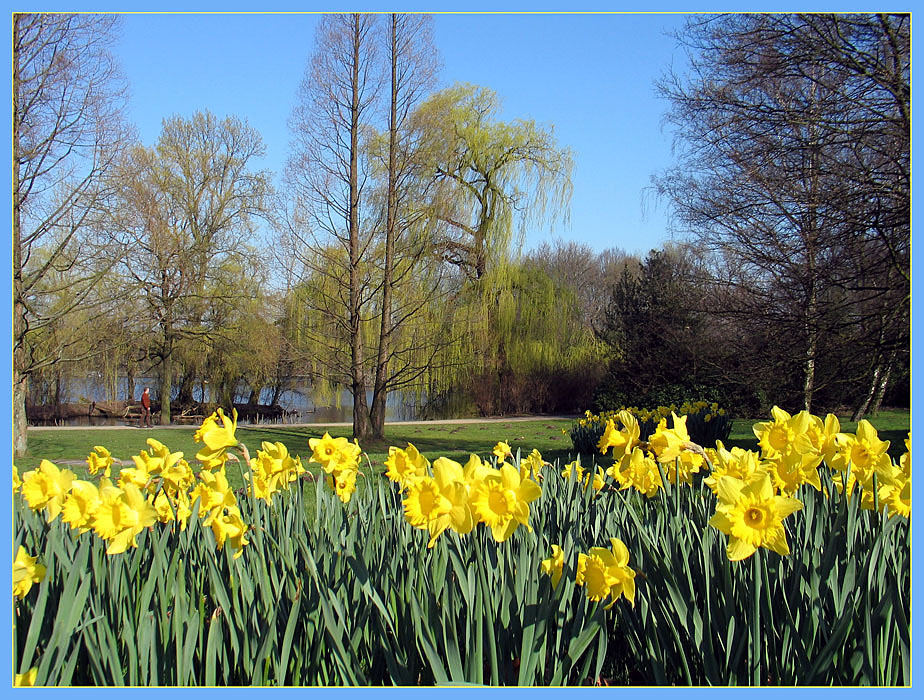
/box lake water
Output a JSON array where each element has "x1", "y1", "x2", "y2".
[{"x1": 29, "y1": 376, "x2": 423, "y2": 426}]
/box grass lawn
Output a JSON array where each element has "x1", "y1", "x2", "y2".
[
  {"x1": 19, "y1": 419, "x2": 578, "y2": 490},
  {"x1": 18, "y1": 409, "x2": 909, "y2": 492}
]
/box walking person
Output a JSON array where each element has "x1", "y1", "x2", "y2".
[{"x1": 140, "y1": 386, "x2": 152, "y2": 428}]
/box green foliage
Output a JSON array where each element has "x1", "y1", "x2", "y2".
[
  {"x1": 442, "y1": 260, "x2": 607, "y2": 415},
  {"x1": 607, "y1": 469, "x2": 910, "y2": 685}
]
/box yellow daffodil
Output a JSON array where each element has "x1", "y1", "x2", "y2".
[
  {"x1": 326, "y1": 466, "x2": 358, "y2": 503},
  {"x1": 191, "y1": 468, "x2": 237, "y2": 520},
  {"x1": 20, "y1": 460, "x2": 75, "y2": 521},
  {"x1": 591, "y1": 467, "x2": 607, "y2": 492},
  {"x1": 648, "y1": 413, "x2": 692, "y2": 464},
  {"x1": 309, "y1": 433, "x2": 362, "y2": 474},
  {"x1": 886, "y1": 433, "x2": 911, "y2": 518},
  {"x1": 765, "y1": 450, "x2": 822, "y2": 496},
  {"x1": 561, "y1": 459, "x2": 588, "y2": 484},
  {"x1": 429, "y1": 458, "x2": 475, "y2": 541},
  {"x1": 60, "y1": 480, "x2": 101, "y2": 533},
  {"x1": 703, "y1": 442, "x2": 765, "y2": 495},
  {"x1": 403, "y1": 475, "x2": 453, "y2": 539},
  {"x1": 576, "y1": 538, "x2": 636, "y2": 608},
  {"x1": 519, "y1": 449, "x2": 547, "y2": 482},
  {"x1": 462, "y1": 453, "x2": 493, "y2": 488},
  {"x1": 92, "y1": 482, "x2": 158, "y2": 555},
  {"x1": 209, "y1": 505, "x2": 249, "y2": 558},
  {"x1": 541, "y1": 544, "x2": 565, "y2": 588},
  {"x1": 86, "y1": 445, "x2": 114, "y2": 478},
  {"x1": 152, "y1": 490, "x2": 192, "y2": 529},
  {"x1": 14, "y1": 667, "x2": 38, "y2": 686},
  {"x1": 804, "y1": 413, "x2": 841, "y2": 466},
  {"x1": 608, "y1": 447, "x2": 663, "y2": 498},
  {"x1": 384, "y1": 443, "x2": 429, "y2": 490},
  {"x1": 470, "y1": 464, "x2": 542, "y2": 542},
  {"x1": 709, "y1": 473, "x2": 803, "y2": 561},
  {"x1": 247, "y1": 441, "x2": 305, "y2": 501},
  {"x1": 194, "y1": 408, "x2": 239, "y2": 468},
  {"x1": 752, "y1": 406, "x2": 814, "y2": 459},
  {"x1": 492, "y1": 441, "x2": 513, "y2": 461},
  {"x1": 597, "y1": 410, "x2": 640, "y2": 460},
  {"x1": 13, "y1": 465, "x2": 21, "y2": 493},
  {"x1": 831, "y1": 419, "x2": 891, "y2": 479},
  {"x1": 13, "y1": 546, "x2": 46, "y2": 598}
]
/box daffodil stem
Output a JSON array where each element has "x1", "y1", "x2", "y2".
[{"x1": 751, "y1": 549, "x2": 762, "y2": 686}]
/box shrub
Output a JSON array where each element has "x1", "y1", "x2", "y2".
[{"x1": 569, "y1": 400, "x2": 732, "y2": 456}]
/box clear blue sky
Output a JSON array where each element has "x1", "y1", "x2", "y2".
[{"x1": 113, "y1": 11, "x2": 689, "y2": 258}]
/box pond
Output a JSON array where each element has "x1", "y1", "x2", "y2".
[{"x1": 28, "y1": 376, "x2": 423, "y2": 426}]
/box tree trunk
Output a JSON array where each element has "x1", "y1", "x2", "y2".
[
  {"x1": 12, "y1": 14, "x2": 28, "y2": 456},
  {"x1": 869, "y1": 360, "x2": 893, "y2": 415},
  {"x1": 851, "y1": 362, "x2": 880, "y2": 422},
  {"x1": 348, "y1": 13, "x2": 371, "y2": 442},
  {"x1": 176, "y1": 370, "x2": 196, "y2": 407},
  {"x1": 160, "y1": 351, "x2": 172, "y2": 424},
  {"x1": 247, "y1": 386, "x2": 260, "y2": 407},
  {"x1": 370, "y1": 14, "x2": 400, "y2": 441},
  {"x1": 13, "y1": 374, "x2": 28, "y2": 457}
]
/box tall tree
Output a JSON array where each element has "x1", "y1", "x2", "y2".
[
  {"x1": 655, "y1": 13, "x2": 909, "y2": 414},
  {"x1": 113, "y1": 111, "x2": 271, "y2": 423},
  {"x1": 367, "y1": 13, "x2": 440, "y2": 438},
  {"x1": 13, "y1": 13, "x2": 129, "y2": 455},
  {"x1": 286, "y1": 13, "x2": 381, "y2": 440}
]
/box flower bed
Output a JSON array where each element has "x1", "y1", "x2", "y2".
[{"x1": 13, "y1": 407, "x2": 910, "y2": 686}]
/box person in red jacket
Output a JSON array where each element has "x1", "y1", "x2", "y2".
[{"x1": 140, "y1": 386, "x2": 152, "y2": 428}]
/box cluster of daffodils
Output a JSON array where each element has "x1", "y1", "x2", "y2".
[
  {"x1": 578, "y1": 401, "x2": 726, "y2": 431},
  {"x1": 307, "y1": 432, "x2": 363, "y2": 503},
  {"x1": 748, "y1": 407, "x2": 910, "y2": 518},
  {"x1": 560, "y1": 458, "x2": 607, "y2": 493},
  {"x1": 541, "y1": 540, "x2": 636, "y2": 609},
  {"x1": 385, "y1": 440, "x2": 544, "y2": 547},
  {"x1": 596, "y1": 405, "x2": 911, "y2": 561},
  {"x1": 570, "y1": 401, "x2": 729, "y2": 455},
  {"x1": 14, "y1": 409, "x2": 251, "y2": 562},
  {"x1": 597, "y1": 409, "x2": 706, "y2": 497}
]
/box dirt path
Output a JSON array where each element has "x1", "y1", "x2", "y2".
[{"x1": 29, "y1": 415, "x2": 577, "y2": 431}]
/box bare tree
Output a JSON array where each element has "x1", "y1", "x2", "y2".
[
  {"x1": 367, "y1": 13, "x2": 441, "y2": 437},
  {"x1": 285, "y1": 14, "x2": 382, "y2": 440},
  {"x1": 655, "y1": 13, "x2": 909, "y2": 414},
  {"x1": 13, "y1": 13, "x2": 130, "y2": 454}
]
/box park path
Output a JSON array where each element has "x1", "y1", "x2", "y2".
[{"x1": 29, "y1": 415, "x2": 577, "y2": 431}]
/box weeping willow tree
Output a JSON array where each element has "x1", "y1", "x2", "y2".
[
  {"x1": 405, "y1": 83, "x2": 588, "y2": 413},
  {"x1": 414, "y1": 83, "x2": 574, "y2": 281},
  {"x1": 434, "y1": 260, "x2": 608, "y2": 415}
]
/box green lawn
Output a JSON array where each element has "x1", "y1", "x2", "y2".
[
  {"x1": 18, "y1": 419, "x2": 578, "y2": 489},
  {"x1": 17, "y1": 409, "x2": 909, "y2": 491}
]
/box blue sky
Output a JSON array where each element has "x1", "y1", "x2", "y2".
[{"x1": 114, "y1": 11, "x2": 689, "y2": 258}]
